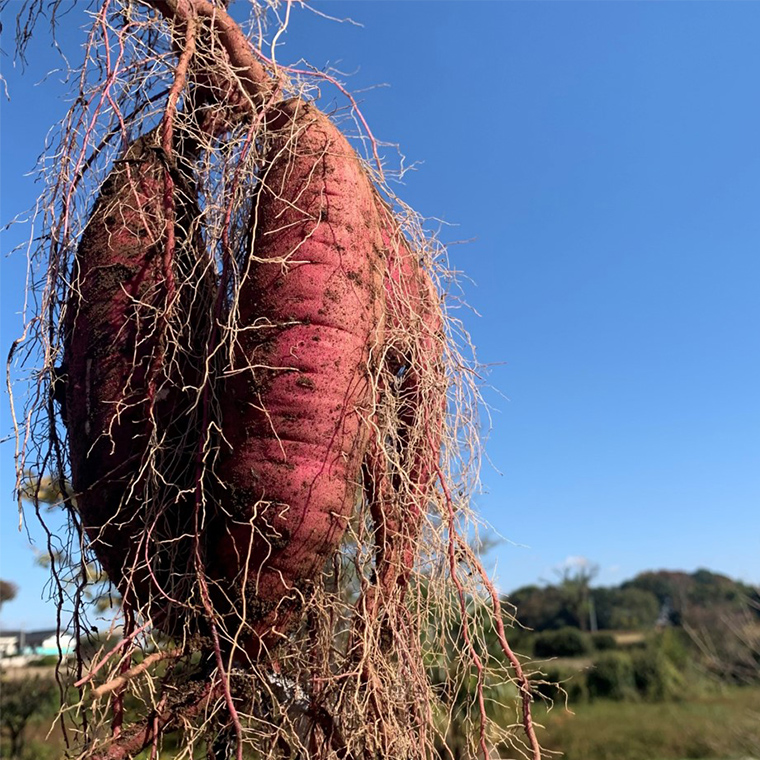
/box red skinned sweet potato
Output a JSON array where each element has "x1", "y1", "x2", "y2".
[
  {"x1": 63, "y1": 130, "x2": 212, "y2": 628},
  {"x1": 360, "y1": 212, "x2": 445, "y2": 620},
  {"x1": 214, "y1": 100, "x2": 386, "y2": 657}
]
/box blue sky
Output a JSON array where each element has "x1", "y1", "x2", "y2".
[{"x1": 2, "y1": 1, "x2": 759, "y2": 629}]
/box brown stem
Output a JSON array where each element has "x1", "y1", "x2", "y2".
[
  {"x1": 90, "y1": 679, "x2": 220, "y2": 760},
  {"x1": 92, "y1": 649, "x2": 183, "y2": 699},
  {"x1": 148, "y1": 0, "x2": 276, "y2": 111}
]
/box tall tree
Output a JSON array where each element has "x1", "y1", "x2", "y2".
[{"x1": 0, "y1": 580, "x2": 18, "y2": 609}]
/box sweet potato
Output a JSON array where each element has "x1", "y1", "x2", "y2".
[
  {"x1": 64, "y1": 0, "x2": 444, "y2": 655},
  {"x1": 363, "y1": 221, "x2": 444, "y2": 606},
  {"x1": 213, "y1": 100, "x2": 385, "y2": 657},
  {"x1": 63, "y1": 129, "x2": 212, "y2": 627}
]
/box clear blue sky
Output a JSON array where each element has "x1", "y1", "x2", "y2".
[{"x1": 2, "y1": 1, "x2": 759, "y2": 630}]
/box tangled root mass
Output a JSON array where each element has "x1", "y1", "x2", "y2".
[{"x1": 7, "y1": 2, "x2": 544, "y2": 759}]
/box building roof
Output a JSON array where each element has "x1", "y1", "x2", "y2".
[{"x1": 0, "y1": 629, "x2": 62, "y2": 647}]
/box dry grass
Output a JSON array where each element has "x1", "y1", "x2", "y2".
[{"x1": 612, "y1": 631, "x2": 647, "y2": 647}]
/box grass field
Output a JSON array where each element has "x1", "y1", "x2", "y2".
[
  {"x1": 534, "y1": 686, "x2": 760, "y2": 760},
  {"x1": 5, "y1": 672, "x2": 760, "y2": 760}
]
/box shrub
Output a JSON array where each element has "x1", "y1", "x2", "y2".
[
  {"x1": 654, "y1": 627, "x2": 691, "y2": 669},
  {"x1": 503, "y1": 627, "x2": 535, "y2": 657},
  {"x1": 587, "y1": 652, "x2": 637, "y2": 700},
  {"x1": 534, "y1": 627, "x2": 592, "y2": 658},
  {"x1": 0, "y1": 675, "x2": 58, "y2": 759},
  {"x1": 28, "y1": 655, "x2": 60, "y2": 667},
  {"x1": 591, "y1": 633, "x2": 617, "y2": 651},
  {"x1": 533, "y1": 666, "x2": 588, "y2": 706},
  {"x1": 631, "y1": 649, "x2": 683, "y2": 701}
]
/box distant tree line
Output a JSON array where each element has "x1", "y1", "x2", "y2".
[{"x1": 508, "y1": 567, "x2": 760, "y2": 633}]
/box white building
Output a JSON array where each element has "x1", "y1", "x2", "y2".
[{"x1": 0, "y1": 628, "x2": 76, "y2": 660}]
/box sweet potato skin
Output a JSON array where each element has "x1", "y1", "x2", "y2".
[
  {"x1": 214, "y1": 101, "x2": 385, "y2": 655},
  {"x1": 63, "y1": 132, "x2": 211, "y2": 623}
]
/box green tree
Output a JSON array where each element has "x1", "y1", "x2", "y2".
[
  {"x1": 554, "y1": 559, "x2": 599, "y2": 632},
  {"x1": 607, "y1": 588, "x2": 659, "y2": 630},
  {"x1": 623, "y1": 569, "x2": 758, "y2": 627},
  {"x1": 593, "y1": 586, "x2": 660, "y2": 630},
  {"x1": 0, "y1": 675, "x2": 58, "y2": 759},
  {"x1": 509, "y1": 560, "x2": 600, "y2": 632},
  {"x1": 0, "y1": 580, "x2": 18, "y2": 608},
  {"x1": 591, "y1": 587, "x2": 618, "y2": 630},
  {"x1": 508, "y1": 585, "x2": 578, "y2": 631}
]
